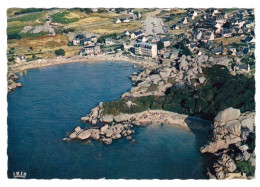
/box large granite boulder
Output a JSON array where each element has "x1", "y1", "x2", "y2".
[
  {"x1": 74, "y1": 126, "x2": 82, "y2": 133},
  {"x1": 159, "y1": 68, "x2": 172, "y2": 80},
  {"x1": 91, "y1": 132, "x2": 100, "y2": 140},
  {"x1": 105, "y1": 129, "x2": 114, "y2": 138},
  {"x1": 101, "y1": 115, "x2": 114, "y2": 123},
  {"x1": 100, "y1": 124, "x2": 109, "y2": 133},
  {"x1": 226, "y1": 121, "x2": 241, "y2": 136},
  {"x1": 150, "y1": 74, "x2": 162, "y2": 84},
  {"x1": 179, "y1": 59, "x2": 189, "y2": 70},
  {"x1": 214, "y1": 108, "x2": 241, "y2": 122},
  {"x1": 77, "y1": 130, "x2": 91, "y2": 140},
  {"x1": 69, "y1": 132, "x2": 77, "y2": 139},
  {"x1": 114, "y1": 114, "x2": 130, "y2": 123},
  {"x1": 199, "y1": 77, "x2": 206, "y2": 84},
  {"x1": 103, "y1": 138, "x2": 112, "y2": 145},
  {"x1": 81, "y1": 116, "x2": 89, "y2": 122},
  {"x1": 241, "y1": 116, "x2": 255, "y2": 131}
]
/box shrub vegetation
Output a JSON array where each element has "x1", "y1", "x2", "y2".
[
  {"x1": 54, "y1": 49, "x2": 65, "y2": 56},
  {"x1": 103, "y1": 65, "x2": 255, "y2": 120}
]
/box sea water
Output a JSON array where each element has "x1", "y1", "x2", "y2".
[{"x1": 7, "y1": 61, "x2": 209, "y2": 179}]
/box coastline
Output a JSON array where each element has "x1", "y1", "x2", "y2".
[
  {"x1": 68, "y1": 106, "x2": 212, "y2": 145},
  {"x1": 81, "y1": 103, "x2": 211, "y2": 132},
  {"x1": 9, "y1": 53, "x2": 157, "y2": 74},
  {"x1": 8, "y1": 53, "x2": 157, "y2": 93},
  {"x1": 9, "y1": 53, "x2": 254, "y2": 179}
]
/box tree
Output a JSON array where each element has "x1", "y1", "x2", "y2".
[
  {"x1": 54, "y1": 49, "x2": 65, "y2": 56},
  {"x1": 83, "y1": 8, "x2": 93, "y2": 14},
  {"x1": 8, "y1": 33, "x2": 21, "y2": 40},
  {"x1": 157, "y1": 41, "x2": 164, "y2": 50},
  {"x1": 236, "y1": 160, "x2": 255, "y2": 176},
  {"x1": 8, "y1": 56, "x2": 15, "y2": 62},
  {"x1": 115, "y1": 8, "x2": 125, "y2": 13},
  {"x1": 63, "y1": 28, "x2": 75, "y2": 34},
  {"x1": 97, "y1": 36, "x2": 105, "y2": 44},
  {"x1": 98, "y1": 8, "x2": 108, "y2": 13},
  {"x1": 75, "y1": 34, "x2": 84, "y2": 39}
]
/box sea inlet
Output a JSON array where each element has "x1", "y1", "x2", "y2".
[{"x1": 8, "y1": 61, "x2": 210, "y2": 179}]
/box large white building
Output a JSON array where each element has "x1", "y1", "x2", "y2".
[{"x1": 134, "y1": 42, "x2": 157, "y2": 58}]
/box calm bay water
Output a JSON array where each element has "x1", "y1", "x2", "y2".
[{"x1": 7, "y1": 61, "x2": 209, "y2": 179}]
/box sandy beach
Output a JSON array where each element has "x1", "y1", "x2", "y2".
[{"x1": 10, "y1": 53, "x2": 158, "y2": 74}]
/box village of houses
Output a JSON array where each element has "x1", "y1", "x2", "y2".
[
  {"x1": 64, "y1": 8, "x2": 255, "y2": 74},
  {"x1": 12, "y1": 8, "x2": 255, "y2": 88}
]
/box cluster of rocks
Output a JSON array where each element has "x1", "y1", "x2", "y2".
[
  {"x1": 200, "y1": 107, "x2": 255, "y2": 179},
  {"x1": 22, "y1": 21, "x2": 56, "y2": 36},
  {"x1": 210, "y1": 56, "x2": 231, "y2": 67},
  {"x1": 79, "y1": 101, "x2": 212, "y2": 135},
  {"x1": 122, "y1": 54, "x2": 211, "y2": 98},
  {"x1": 80, "y1": 102, "x2": 104, "y2": 125},
  {"x1": 80, "y1": 102, "x2": 192, "y2": 127},
  {"x1": 65, "y1": 123, "x2": 136, "y2": 145},
  {"x1": 7, "y1": 73, "x2": 22, "y2": 93},
  {"x1": 69, "y1": 102, "x2": 211, "y2": 145}
]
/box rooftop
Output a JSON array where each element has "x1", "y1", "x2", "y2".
[{"x1": 135, "y1": 42, "x2": 156, "y2": 47}]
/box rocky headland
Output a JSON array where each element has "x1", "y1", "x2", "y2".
[
  {"x1": 63, "y1": 53, "x2": 255, "y2": 179},
  {"x1": 65, "y1": 101, "x2": 211, "y2": 145},
  {"x1": 8, "y1": 51, "x2": 255, "y2": 179},
  {"x1": 200, "y1": 107, "x2": 255, "y2": 179},
  {"x1": 7, "y1": 72, "x2": 23, "y2": 93}
]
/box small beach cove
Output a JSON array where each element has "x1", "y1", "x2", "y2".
[{"x1": 8, "y1": 61, "x2": 211, "y2": 179}]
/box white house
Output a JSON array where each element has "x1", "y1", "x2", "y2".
[
  {"x1": 73, "y1": 38, "x2": 81, "y2": 46},
  {"x1": 116, "y1": 18, "x2": 122, "y2": 24},
  {"x1": 123, "y1": 18, "x2": 130, "y2": 23},
  {"x1": 131, "y1": 30, "x2": 144, "y2": 39},
  {"x1": 160, "y1": 37, "x2": 171, "y2": 47},
  {"x1": 83, "y1": 38, "x2": 92, "y2": 46},
  {"x1": 181, "y1": 17, "x2": 188, "y2": 24},
  {"x1": 105, "y1": 37, "x2": 114, "y2": 45},
  {"x1": 122, "y1": 31, "x2": 130, "y2": 36},
  {"x1": 16, "y1": 55, "x2": 26, "y2": 63}
]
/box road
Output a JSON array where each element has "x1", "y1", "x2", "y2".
[{"x1": 142, "y1": 10, "x2": 168, "y2": 35}]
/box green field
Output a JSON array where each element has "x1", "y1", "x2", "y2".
[
  {"x1": 51, "y1": 11, "x2": 79, "y2": 24},
  {"x1": 8, "y1": 12, "x2": 47, "y2": 23}
]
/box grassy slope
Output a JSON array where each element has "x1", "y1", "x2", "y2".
[
  {"x1": 7, "y1": 8, "x2": 144, "y2": 59},
  {"x1": 8, "y1": 34, "x2": 81, "y2": 58}
]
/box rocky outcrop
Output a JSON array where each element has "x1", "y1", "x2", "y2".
[
  {"x1": 81, "y1": 102, "x2": 210, "y2": 130},
  {"x1": 81, "y1": 102, "x2": 103, "y2": 125},
  {"x1": 200, "y1": 108, "x2": 254, "y2": 154},
  {"x1": 214, "y1": 107, "x2": 241, "y2": 122},
  {"x1": 67, "y1": 123, "x2": 135, "y2": 145},
  {"x1": 122, "y1": 54, "x2": 218, "y2": 98},
  {"x1": 101, "y1": 115, "x2": 114, "y2": 123},
  {"x1": 77, "y1": 130, "x2": 91, "y2": 140},
  {"x1": 8, "y1": 73, "x2": 23, "y2": 93},
  {"x1": 200, "y1": 108, "x2": 255, "y2": 179}
]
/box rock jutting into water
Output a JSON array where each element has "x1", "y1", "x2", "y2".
[
  {"x1": 200, "y1": 107, "x2": 255, "y2": 179},
  {"x1": 7, "y1": 72, "x2": 23, "y2": 93},
  {"x1": 67, "y1": 101, "x2": 211, "y2": 145},
  {"x1": 81, "y1": 102, "x2": 192, "y2": 129},
  {"x1": 67, "y1": 122, "x2": 135, "y2": 145}
]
